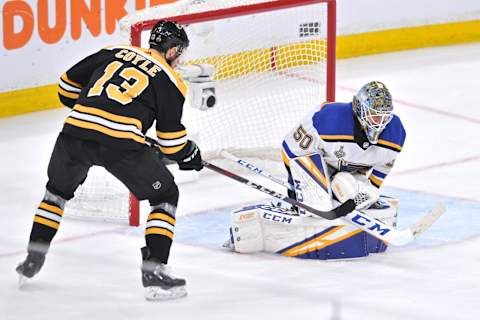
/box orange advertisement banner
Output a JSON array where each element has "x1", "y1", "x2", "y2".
[{"x1": 2, "y1": 0, "x2": 178, "y2": 50}]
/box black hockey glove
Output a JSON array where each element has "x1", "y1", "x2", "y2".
[{"x1": 178, "y1": 141, "x2": 203, "y2": 171}]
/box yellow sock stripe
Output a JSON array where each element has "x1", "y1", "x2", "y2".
[
  {"x1": 64, "y1": 117, "x2": 146, "y2": 144},
  {"x1": 148, "y1": 213, "x2": 176, "y2": 226},
  {"x1": 74, "y1": 104, "x2": 143, "y2": 131},
  {"x1": 145, "y1": 227, "x2": 174, "y2": 239},
  {"x1": 159, "y1": 142, "x2": 187, "y2": 155},
  {"x1": 34, "y1": 216, "x2": 60, "y2": 230},
  {"x1": 39, "y1": 202, "x2": 64, "y2": 216},
  {"x1": 58, "y1": 87, "x2": 80, "y2": 99}
]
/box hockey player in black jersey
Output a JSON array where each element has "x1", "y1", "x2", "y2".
[{"x1": 16, "y1": 21, "x2": 200, "y2": 300}]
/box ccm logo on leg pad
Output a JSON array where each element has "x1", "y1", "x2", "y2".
[{"x1": 351, "y1": 214, "x2": 391, "y2": 235}]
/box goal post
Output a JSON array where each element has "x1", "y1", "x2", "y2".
[{"x1": 64, "y1": 0, "x2": 336, "y2": 227}]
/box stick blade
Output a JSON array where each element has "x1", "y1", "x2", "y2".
[
  {"x1": 410, "y1": 202, "x2": 446, "y2": 238},
  {"x1": 333, "y1": 199, "x2": 356, "y2": 218}
]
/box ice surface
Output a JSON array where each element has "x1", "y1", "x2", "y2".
[{"x1": 1, "y1": 43, "x2": 479, "y2": 320}]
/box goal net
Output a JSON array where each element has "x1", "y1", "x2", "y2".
[{"x1": 64, "y1": 0, "x2": 336, "y2": 226}]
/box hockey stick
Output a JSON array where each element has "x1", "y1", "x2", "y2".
[
  {"x1": 144, "y1": 137, "x2": 355, "y2": 220},
  {"x1": 221, "y1": 150, "x2": 447, "y2": 246},
  {"x1": 220, "y1": 150, "x2": 294, "y2": 191},
  {"x1": 202, "y1": 160, "x2": 355, "y2": 220}
]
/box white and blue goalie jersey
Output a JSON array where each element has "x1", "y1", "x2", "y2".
[{"x1": 281, "y1": 102, "x2": 406, "y2": 188}]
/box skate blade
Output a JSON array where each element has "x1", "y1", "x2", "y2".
[
  {"x1": 18, "y1": 275, "x2": 28, "y2": 289},
  {"x1": 144, "y1": 285, "x2": 187, "y2": 301}
]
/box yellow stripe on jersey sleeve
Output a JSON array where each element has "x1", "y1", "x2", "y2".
[
  {"x1": 157, "y1": 130, "x2": 187, "y2": 140},
  {"x1": 58, "y1": 87, "x2": 80, "y2": 99},
  {"x1": 369, "y1": 175, "x2": 383, "y2": 187},
  {"x1": 377, "y1": 139, "x2": 402, "y2": 151},
  {"x1": 61, "y1": 73, "x2": 82, "y2": 89},
  {"x1": 159, "y1": 142, "x2": 188, "y2": 155},
  {"x1": 320, "y1": 135, "x2": 354, "y2": 140}
]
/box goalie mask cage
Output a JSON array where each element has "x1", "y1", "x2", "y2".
[{"x1": 64, "y1": 0, "x2": 336, "y2": 227}]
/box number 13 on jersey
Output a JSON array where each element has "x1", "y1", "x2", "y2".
[{"x1": 88, "y1": 61, "x2": 149, "y2": 105}]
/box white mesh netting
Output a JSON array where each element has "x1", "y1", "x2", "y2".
[
  {"x1": 64, "y1": 166, "x2": 132, "y2": 223},
  {"x1": 65, "y1": 0, "x2": 334, "y2": 224},
  {"x1": 129, "y1": 0, "x2": 331, "y2": 161}
]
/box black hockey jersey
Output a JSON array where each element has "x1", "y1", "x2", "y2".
[{"x1": 57, "y1": 45, "x2": 189, "y2": 160}]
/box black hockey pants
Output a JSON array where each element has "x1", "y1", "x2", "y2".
[{"x1": 46, "y1": 133, "x2": 179, "y2": 206}]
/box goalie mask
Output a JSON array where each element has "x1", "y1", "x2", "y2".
[
  {"x1": 353, "y1": 81, "x2": 394, "y2": 144},
  {"x1": 149, "y1": 20, "x2": 189, "y2": 62}
]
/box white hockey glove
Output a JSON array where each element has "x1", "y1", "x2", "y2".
[
  {"x1": 331, "y1": 172, "x2": 380, "y2": 210},
  {"x1": 177, "y1": 64, "x2": 217, "y2": 110}
]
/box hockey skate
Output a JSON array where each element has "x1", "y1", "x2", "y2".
[
  {"x1": 16, "y1": 243, "x2": 47, "y2": 288},
  {"x1": 141, "y1": 247, "x2": 187, "y2": 301}
]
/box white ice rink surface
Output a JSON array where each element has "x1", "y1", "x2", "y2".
[{"x1": 1, "y1": 43, "x2": 480, "y2": 320}]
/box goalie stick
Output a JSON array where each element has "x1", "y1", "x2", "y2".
[
  {"x1": 221, "y1": 150, "x2": 446, "y2": 246},
  {"x1": 144, "y1": 137, "x2": 355, "y2": 220},
  {"x1": 202, "y1": 160, "x2": 355, "y2": 219}
]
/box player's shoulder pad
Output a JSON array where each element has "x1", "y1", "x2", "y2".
[
  {"x1": 312, "y1": 102, "x2": 355, "y2": 136},
  {"x1": 104, "y1": 45, "x2": 187, "y2": 97},
  {"x1": 377, "y1": 115, "x2": 406, "y2": 152}
]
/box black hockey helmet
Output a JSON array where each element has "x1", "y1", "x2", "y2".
[{"x1": 149, "y1": 20, "x2": 189, "y2": 56}]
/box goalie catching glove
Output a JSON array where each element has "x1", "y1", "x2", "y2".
[
  {"x1": 331, "y1": 172, "x2": 380, "y2": 210},
  {"x1": 178, "y1": 140, "x2": 203, "y2": 171}
]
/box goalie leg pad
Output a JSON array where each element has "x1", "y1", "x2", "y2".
[
  {"x1": 229, "y1": 209, "x2": 265, "y2": 253},
  {"x1": 361, "y1": 196, "x2": 399, "y2": 253},
  {"x1": 289, "y1": 154, "x2": 333, "y2": 215},
  {"x1": 229, "y1": 201, "x2": 399, "y2": 259}
]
